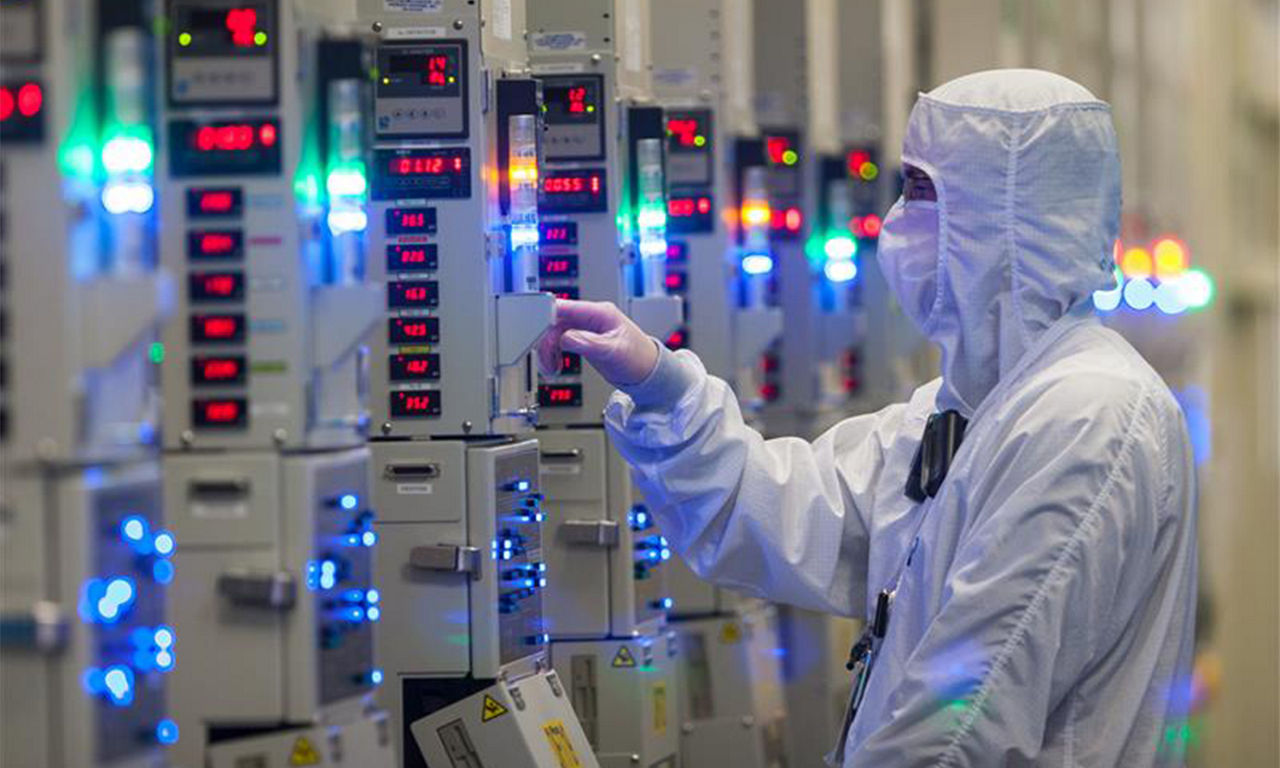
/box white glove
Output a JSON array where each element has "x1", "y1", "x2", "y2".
[{"x1": 536, "y1": 299, "x2": 660, "y2": 388}]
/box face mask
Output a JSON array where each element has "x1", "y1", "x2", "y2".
[{"x1": 876, "y1": 195, "x2": 942, "y2": 336}]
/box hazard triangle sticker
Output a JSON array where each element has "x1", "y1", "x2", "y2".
[
  {"x1": 611, "y1": 644, "x2": 637, "y2": 668},
  {"x1": 289, "y1": 736, "x2": 321, "y2": 766},
  {"x1": 481, "y1": 693, "x2": 509, "y2": 722}
]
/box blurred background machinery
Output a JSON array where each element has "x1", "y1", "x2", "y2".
[{"x1": 0, "y1": 0, "x2": 1276, "y2": 767}]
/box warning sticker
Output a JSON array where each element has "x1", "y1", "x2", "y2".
[
  {"x1": 653, "y1": 681, "x2": 668, "y2": 734},
  {"x1": 611, "y1": 644, "x2": 637, "y2": 668},
  {"x1": 481, "y1": 693, "x2": 509, "y2": 722},
  {"x1": 542, "y1": 720, "x2": 584, "y2": 768},
  {"x1": 719, "y1": 621, "x2": 742, "y2": 645},
  {"x1": 289, "y1": 736, "x2": 321, "y2": 766}
]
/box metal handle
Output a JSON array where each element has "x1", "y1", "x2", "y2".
[
  {"x1": 217, "y1": 571, "x2": 297, "y2": 610},
  {"x1": 410, "y1": 545, "x2": 481, "y2": 576},
  {"x1": 0, "y1": 602, "x2": 69, "y2": 653},
  {"x1": 540, "y1": 449, "x2": 583, "y2": 462},
  {"x1": 189, "y1": 478, "x2": 251, "y2": 499},
  {"x1": 560, "y1": 520, "x2": 619, "y2": 548}
]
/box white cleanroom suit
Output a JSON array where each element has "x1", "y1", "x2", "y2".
[{"x1": 603, "y1": 70, "x2": 1199, "y2": 766}]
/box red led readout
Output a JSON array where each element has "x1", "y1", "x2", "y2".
[
  {"x1": 225, "y1": 8, "x2": 259, "y2": 48},
  {"x1": 388, "y1": 317, "x2": 440, "y2": 344},
  {"x1": 542, "y1": 175, "x2": 601, "y2": 194},
  {"x1": 189, "y1": 272, "x2": 244, "y2": 301},
  {"x1": 664, "y1": 271, "x2": 687, "y2": 292},
  {"x1": 389, "y1": 353, "x2": 441, "y2": 381},
  {"x1": 193, "y1": 397, "x2": 247, "y2": 427},
  {"x1": 538, "y1": 384, "x2": 583, "y2": 408},
  {"x1": 539, "y1": 255, "x2": 578, "y2": 279},
  {"x1": 390, "y1": 390, "x2": 442, "y2": 417},
  {"x1": 567, "y1": 86, "x2": 588, "y2": 113},
  {"x1": 387, "y1": 244, "x2": 439, "y2": 271},
  {"x1": 426, "y1": 55, "x2": 450, "y2": 86},
  {"x1": 0, "y1": 87, "x2": 12, "y2": 121},
  {"x1": 851, "y1": 214, "x2": 882, "y2": 239},
  {"x1": 191, "y1": 356, "x2": 246, "y2": 385},
  {"x1": 771, "y1": 207, "x2": 803, "y2": 232},
  {"x1": 668, "y1": 197, "x2": 711, "y2": 218},
  {"x1": 389, "y1": 155, "x2": 464, "y2": 176},
  {"x1": 1, "y1": 83, "x2": 42, "y2": 122},
  {"x1": 766, "y1": 136, "x2": 792, "y2": 165},
  {"x1": 666, "y1": 118, "x2": 703, "y2": 148},
  {"x1": 195, "y1": 122, "x2": 277, "y2": 152},
  {"x1": 190, "y1": 314, "x2": 245, "y2": 343}
]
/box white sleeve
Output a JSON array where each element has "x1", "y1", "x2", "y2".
[{"x1": 604, "y1": 346, "x2": 914, "y2": 617}]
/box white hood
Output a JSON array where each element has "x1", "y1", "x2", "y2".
[{"x1": 878, "y1": 69, "x2": 1122, "y2": 415}]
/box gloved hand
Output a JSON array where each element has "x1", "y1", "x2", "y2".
[{"x1": 536, "y1": 299, "x2": 660, "y2": 387}]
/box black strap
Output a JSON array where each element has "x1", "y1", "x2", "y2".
[{"x1": 904, "y1": 410, "x2": 968, "y2": 503}]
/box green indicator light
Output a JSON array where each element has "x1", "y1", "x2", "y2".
[
  {"x1": 859, "y1": 162, "x2": 879, "y2": 181},
  {"x1": 782, "y1": 149, "x2": 798, "y2": 166},
  {"x1": 694, "y1": 135, "x2": 706, "y2": 147},
  {"x1": 254, "y1": 31, "x2": 268, "y2": 46},
  {"x1": 586, "y1": 105, "x2": 595, "y2": 113},
  {"x1": 148, "y1": 342, "x2": 165, "y2": 364},
  {"x1": 178, "y1": 32, "x2": 192, "y2": 46}
]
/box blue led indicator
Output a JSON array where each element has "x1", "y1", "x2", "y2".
[
  {"x1": 370, "y1": 669, "x2": 384, "y2": 685},
  {"x1": 102, "y1": 665, "x2": 134, "y2": 705},
  {"x1": 153, "y1": 559, "x2": 175, "y2": 584},
  {"x1": 339, "y1": 493, "x2": 359, "y2": 510},
  {"x1": 361, "y1": 530, "x2": 377, "y2": 547},
  {"x1": 153, "y1": 531, "x2": 176, "y2": 557},
  {"x1": 156, "y1": 719, "x2": 180, "y2": 745},
  {"x1": 121, "y1": 516, "x2": 148, "y2": 542},
  {"x1": 367, "y1": 606, "x2": 381, "y2": 622},
  {"x1": 515, "y1": 480, "x2": 531, "y2": 493},
  {"x1": 366, "y1": 589, "x2": 381, "y2": 604}
]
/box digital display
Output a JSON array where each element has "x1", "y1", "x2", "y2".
[
  {"x1": 388, "y1": 317, "x2": 440, "y2": 345},
  {"x1": 192, "y1": 397, "x2": 248, "y2": 428},
  {"x1": 538, "y1": 384, "x2": 582, "y2": 408},
  {"x1": 387, "y1": 280, "x2": 438, "y2": 309},
  {"x1": 667, "y1": 195, "x2": 713, "y2": 234},
  {"x1": 374, "y1": 42, "x2": 468, "y2": 139},
  {"x1": 191, "y1": 355, "x2": 246, "y2": 386},
  {"x1": 665, "y1": 241, "x2": 688, "y2": 264},
  {"x1": 543, "y1": 79, "x2": 600, "y2": 125},
  {"x1": 538, "y1": 169, "x2": 607, "y2": 214},
  {"x1": 0, "y1": 80, "x2": 44, "y2": 143},
  {"x1": 664, "y1": 271, "x2": 688, "y2": 294},
  {"x1": 539, "y1": 222, "x2": 578, "y2": 246},
  {"x1": 389, "y1": 353, "x2": 441, "y2": 381},
  {"x1": 548, "y1": 287, "x2": 579, "y2": 301},
  {"x1": 559, "y1": 352, "x2": 581, "y2": 375},
  {"x1": 539, "y1": 255, "x2": 578, "y2": 279},
  {"x1": 386, "y1": 207, "x2": 436, "y2": 235},
  {"x1": 187, "y1": 188, "x2": 243, "y2": 218},
  {"x1": 540, "y1": 75, "x2": 605, "y2": 161},
  {"x1": 381, "y1": 46, "x2": 462, "y2": 97},
  {"x1": 173, "y1": 3, "x2": 273, "y2": 58},
  {"x1": 387, "y1": 244, "x2": 438, "y2": 272},
  {"x1": 188, "y1": 230, "x2": 243, "y2": 260},
  {"x1": 390, "y1": 390, "x2": 441, "y2": 418},
  {"x1": 189, "y1": 271, "x2": 245, "y2": 302},
  {"x1": 766, "y1": 135, "x2": 796, "y2": 166},
  {"x1": 190, "y1": 314, "x2": 246, "y2": 343},
  {"x1": 372, "y1": 148, "x2": 470, "y2": 200},
  {"x1": 666, "y1": 117, "x2": 708, "y2": 150},
  {"x1": 169, "y1": 119, "x2": 281, "y2": 177}
]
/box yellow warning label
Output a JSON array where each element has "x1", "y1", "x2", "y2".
[
  {"x1": 481, "y1": 693, "x2": 509, "y2": 722},
  {"x1": 719, "y1": 621, "x2": 742, "y2": 645},
  {"x1": 652, "y1": 681, "x2": 668, "y2": 735},
  {"x1": 542, "y1": 719, "x2": 584, "y2": 768},
  {"x1": 289, "y1": 736, "x2": 321, "y2": 766},
  {"x1": 611, "y1": 644, "x2": 637, "y2": 668}
]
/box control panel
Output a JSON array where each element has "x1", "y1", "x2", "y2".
[
  {"x1": 363, "y1": 13, "x2": 549, "y2": 439},
  {"x1": 159, "y1": 0, "x2": 378, "y2": 452}
]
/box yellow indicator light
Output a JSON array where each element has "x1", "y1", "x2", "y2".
[
  {"x1": 694, "y1": 135, "x2": 706, "y2": 147},
  {"x1": 742, "y1": 201, "x2": 771, "y2": 226},
  {"x1": 509, "y1": 164, "x2": 538, "y2": 183},
  {"x1": 782, "y1": 150, "x2": 798, "y2": 166},
  {"x1": 382, "y1": 77, "x2": 390, "y2": 85},
  {"x1": 1152, "y1": 237, "x2": 1188, "y2": 280},
  {"x1": 448, "y1": 76, "x2": 456, "y2": 84},
  {"x1": 254, "y1": 31, "x2": 268, "y2": 46},
  {"x1": 178, "y1": 32, "x2": 192, "y2": 46},
  {"x1": 586, "y1": 105, "x2": 595, "y2": 113},
  {"x1": 859, "y1": 161, "x2": 879, "y2": 181},
  {"x1": 1121, "y1": 247, "x2": 1153, "y2": 279}
]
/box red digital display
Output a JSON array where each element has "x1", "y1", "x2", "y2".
[
  {"x1": 195, "y1": 122, "x2": 276, "y2": 151},
  {"x1": 538, "y1": 384, "x2": 583, "y2": 408},
  {"x1": 538, "y1": 170, "x2": 607, "y2": 214},
  {"x1": 172, "y1": 121, "x2": 281, "y2": 177},
  {"x1": 766, "y1": 136, "x2": 793, "y2": 165},
  {"x1": 549, "y1": 287, "x2": 579, "y2": 301},
  {"x1": 389, "y1": 353, "x2": 441, "y2": 381},
  {"x1": 188, "y1": 230, "x2": 243, "y2": 260},
  {"x1": 190, "y1": 314, "x2": 246, "y2": 344},
  {"x1": 189, "y1": 272, "x2": 245, "y2": 302},
  {"x1": 187, "y1": 188, "x2": 243, "y2": 218},
  {"x1": 668, "y1": 197, "x2": 712, "y2": 218},
  {"x1": 666, "y1": 118, "x2": 705, "y2": 149},
  {"x1": 192, "y1": 397, "x2": 248, "y2": 427},
  {"x1": 771, "y1": 207, "x2": 803, "y2": 233},
  {"x1": 390, "y1": 390, "x2": 442, "y2": 418},
  {"x1": 389, "y1": 155, "x2": 464, "y2": 176},
  {"x1": 539, "y1": 255, "x2": 579, "y2": 279},
  {"x1": 851, "y1": 214, "x2": 882, "y2": 239},
  {"x1": 665, "y1": 328, "x2": 689, "y2": 350},
  {"x1": 191, "y1": 355, "x2": 246, "y2": 386},
  {"x1": 664, "y1": 271, "x2": 687, "y2": 293},
  {"x1": 539, "y1": 222, "x2": 578, "y2": 246},
  {"x1": 0, "y1": 82, "x2": 41, "y2": 120},
  {"x1": 559, "y1": 352, "x2": 581, "y2": 375},
  {"x1": 388, "y1": 317, "x2": 440, "y2": 345},
  {"x1": 386, "y1": 207, "x2": 437, "y2": 235},
  {"x1": 387, "y1": 280, "x2": 438, "y2": 309},
  {"x1": 387, "y1": 244, "x2": 439, "y2": 272}
]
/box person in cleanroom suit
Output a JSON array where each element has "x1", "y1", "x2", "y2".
[{"x1": 537, "y1": 69, "x2": 1198, "y2": 766}]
